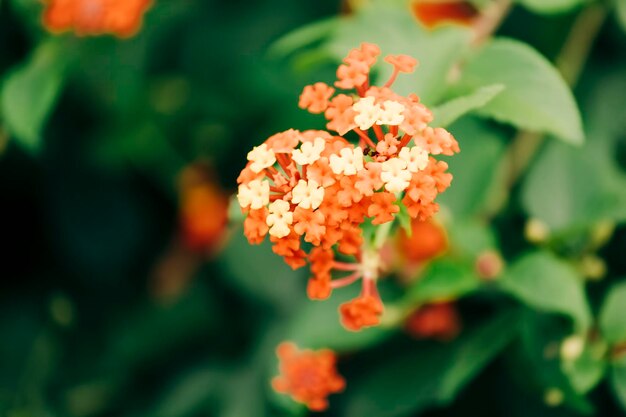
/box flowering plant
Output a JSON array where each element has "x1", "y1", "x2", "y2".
[{"x1": 237, "y1": 43, "x2": 459, "y2": 331}]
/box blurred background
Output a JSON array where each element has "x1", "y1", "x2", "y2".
[{"x1": 1, "y1": 0, "x2": 626, "y2": 416}]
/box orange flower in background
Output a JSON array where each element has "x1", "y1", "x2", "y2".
[
  {"x1": 412, "y1": 0, "x2": 479, "y2": 29},
  {"x1": 237, "y1": 43, "x2": 460, "y2": 331},
  {"x1": 179, "y1": 165, "x2": 229, "y2": 254},
  {"x1": 272, "y1": 342, "x2": 345, "y2": 412},
  {"x1": 399, "y1": 218, "x2": 447, "y2": 264},
  {"x1": 43, "y1": 0, "x2": 153, "y2": 37},
  {"x1": 405, "y1": 302, "x2": 461, "y2": 341}
]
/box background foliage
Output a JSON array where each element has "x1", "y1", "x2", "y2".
[{"x1": 1, "y1": 0, "x2": 626, "y2": 416}]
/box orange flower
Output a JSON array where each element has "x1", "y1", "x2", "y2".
[
  {"x1": 243, "y1": 208, "x2": 269, "y2": 245},
  {"x1": 414, "y1": 127, "x2": 460, "y2": 155},
  {"x1": 346, "y1": 42, "x2": 381, "y2": 67},
  {"x1": 179, "y1": 165, "x2": 229, "y2": 253},
  {"x1": 340, "y1": 294, "x2": 384, "y2": 331},
  {"x1": 368, "y1": 192, "x2": 399, "y2": 225},
  {"x1": 405, "y1": 302, "x2": 461, "y2": 341},
  {"x1": 299, "y1": 82, "x2": 335, "y2": 114},
  {"x1": 325, "y1": 94, "x2": 357, "y2": 135},
  {"x1": 272, "y1": 342, "x2": 345, "y2": 411},
  {"x1": 385, "y1": 54, "x2": 419, "y2": 73},
  {"x1": 354, "y1": 162, "x2": 383, "y2": 196},
  {"x1": 412, "y1": 0, "x2": 479, "y2": 29},
  {"x1": 293, "y1": 207, "x2": 326, "y2": 246},
  {"x1": 335, "y1": 60, "x2": 370, "y2": 90},
  {"x1": 42, "y1": 0, "x2": 153, "y2": 38},
  {"x1": 399, "y1": 219, "x2": 447, "y2": 263},
  {"x1": 308, "y1": 276, "x2": 332, "y2": 300}
]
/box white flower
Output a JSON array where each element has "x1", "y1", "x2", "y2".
[
  {"x1": 237, "y1": 179, "x2": 270, "y2": 210},
  {"x1": 398, "y1": 146, "x2": 428, "y2": 172},
  {"x1": 292, "y1": 137, "x2": 325, "y2": 166},
  {"x1": 381, "y1": 158, "x2": 411, "y2": 193},
  {"x1": 329, "y1": 147, "x2": 364, "y2": 176},
  {"x1": 291, "y1": 179, "x2": 325, "y2": 210},
  {"x1": 353, "y1": 96, "x2": 382, "y2": 130},
  {"x1": 247, "y1": 144, "x2": 276, "y2": 173},
  {"x1": 266, "y1": 199, "x2": 293, "y2": 238},
  {"x1": 377, "y1": 100, "x2": 405, "y2": 126}
]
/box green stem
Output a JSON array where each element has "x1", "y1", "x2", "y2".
[{"x1": 373, "y1": 220, "x2": 393, "y2": 250}]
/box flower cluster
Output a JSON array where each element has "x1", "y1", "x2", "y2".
[
  {"x1": 237, "y1": 43, "x2": 459, "y2": 331},
  {"x1": 272, "y1": 342, "x2": 345, "y2": 412},
  {"x1": 43, "y1": 0, "x2": 153, "y2": 37}
]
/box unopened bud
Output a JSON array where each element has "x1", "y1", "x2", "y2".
[
  {"x1": 560, "y1": 335, "x2": 585, "y2": 361},
  {"x1": 525, "y1": 218, "x2": 550, "y2": 243},
  {"x1": 475, "y1": 250, "x2": 504, "y2": 280},
  {"x1": 544, "y1": 388, "x2": 564, "y2": 407},
  {"x1": 580, "y1": 254, "x2": 606, "y2": 281}
]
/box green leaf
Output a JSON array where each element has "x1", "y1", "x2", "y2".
[
  {"x1": 326, "y1": 0, "x2": 472, "y2": 104},
  {"x1": 610, "y1": 359, "x2": 626, "y2": 412},
  {"x1": 522, "y1": 73, "x2": 626, "y2": 233},
  {"x1": 515, "y1": 0, "x2": 589, "y2": 14},
  {"x1": 396, "y1": 202, "x2": 412, "y2": 236},
  {"x1": 599, "y1": 281, "x2": 626, "y2": 344},
  {"x1": 1, "y1": 40, "x2": 67, "y2": 152},
  {"x1": 432, "y1": 84, "x2": 504, "y2": 128},
  {"x1": 285, "y1": 286, "x2": 393, "y2": 352},
  {"x1": 618, "y1": 0, "x2": 626, "y2": 32},
  {"x1": 341, "y1": 311, "x2": 520, "y2": 417},
  {"x1": 439, "y1": 117, "x2": 508, "y2": 218},
  {"x1": 407, "y1": 259, "x2": 481, "y2": 304},
  {"x1": 456, "y1": 38, "x2": 584, "y2": 144},
  {"x1": 447, "y1": 220, "x2": 498, "y2": 260},
  {"x1": 267, "y1": 17, "x2": 338, "y2": 58},
  {"x1": 521, "y1": 141, "x2": 626, "y2": 233},
  {"x1": 517, "y1": 312, "x2": 596, "y2": 414},
  {"x1": 499, "y1": 252, "x2": 591, "y2": 331},
  {"x1": 561, "y1": 342, "x2": 607, "y2": 394},
  {"x1": 218, "y1": 232, "x2": 306, "y2": 311}
]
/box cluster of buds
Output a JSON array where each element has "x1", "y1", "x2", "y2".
[
  {"x1": 237, "y1": 43, "x2": 459, "y2": 331},
  {"x1": 43, "y1": 0, "x2": 153, "y2": 37},
  {"x1": 272, "y1": 343, "x2": 345, "y2": 411}
]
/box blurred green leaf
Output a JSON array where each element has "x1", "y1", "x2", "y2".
[
  {"x1": 406, "y1": 259, "x2": 481, "y2": 304},
  {"x1": 610, "y1": 358, "x2": 626, "y2": 412},
  {"x1": 522, "y1": 72, "x2": 626, "y2": 233},
  {"x1": 563, "y1": 350, "x2": 606, "y2": 394},
  {"x1": 325, "y1": 0, "x2": 472, "y2": 104},
  {"x1": 447, "y1": 219, "x2": 499, "y2": 260},
  {"x1": 341, "y1": 310, "x2": 520, "y2": 417},
  {"x1": 599, "y1": 281, "x2": 626, "y2": 344},
  {"x1": 1, "y1": 40, "x2": 66, "y2": 152},
  {"x1": 521, "y1": 141, "x2": 626, "y2": 233},
  {"x1": 499, "y1": 252, "x2": 591, "y2": 331},
  {"x1": 618, "y1": 0, "x2": 626, "y2": 32},
  {"x1": 109, "y1": 287, "x2": 216, "y2": 367},
  {"x1": 432, "y1": 84, "x2": 504, "y2": 128},
  {"x1": 456, "y1": 38, "x2": 584, "y2": 144},
  {"x1": 218, "y1": 232, "x2": 306, "y2": 311},
  {"x1": 285, "y1": 286, "x2": 393, "y2": 352},
  {"x1": 515, "y1": 0, "x2": 589, "y2": 14},
  {"x1": 267, "y1": 17, "x2": 338, "y2": 58},
  {"x1": 440, "y1": 117, "x2": 508, "y2": 218},
  {"x1": 152, "y1": 368, "x2": 221, "y2": 417},
  {"x1": 396, "y1": 202, "x2": 412, "y2": 236},
  {"x1": 517, "y1": 312, "x2": 595, "y2": 414}
]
